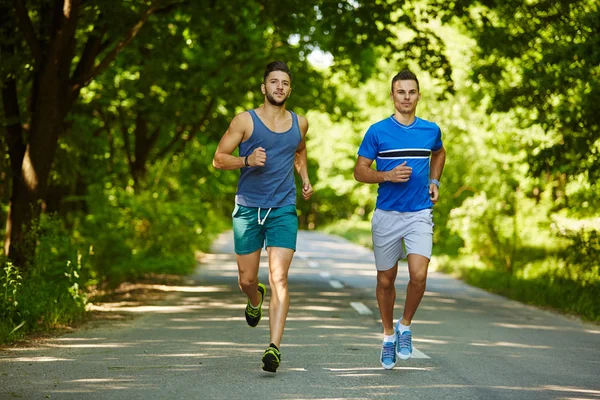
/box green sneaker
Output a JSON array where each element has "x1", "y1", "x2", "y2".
[
  {"x1": 261, "y1": 343, "x2": 281, "y2": 373},
  {"x1": 245, "y1": 283, "x2": 266, "y2": 327}
]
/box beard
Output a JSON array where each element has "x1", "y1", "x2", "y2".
[
  {"x1": 266, "y1": 91, "x2": 288, "y2": 106},
  {"x1": 396, "y1": 102, "x2": 417, "y2": 115}
]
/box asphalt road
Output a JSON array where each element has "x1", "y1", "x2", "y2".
[{"x1": 1, "y1": 230, "x2": 599, "y2": 399}]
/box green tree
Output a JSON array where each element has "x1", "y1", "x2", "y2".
[
  {"x1": 0, "y1": 0, "x2": 177, "y2": 268},
  {"x1": 437, "y1": 0, "x2": 599, "y2": 212},
  {"x1": 2, "y1": 0, "x2": 455, "y2": 271}
]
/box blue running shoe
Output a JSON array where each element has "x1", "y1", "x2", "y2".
[
  {"x1": 380, "y1": 340, "x2": 397, "y2": 370},
  {"x1": 396, "y1": 329, "x2": 413, "y2": 360}
]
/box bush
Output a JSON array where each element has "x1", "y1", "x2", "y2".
[
  {"x1": 82, "y1": 183, "x2": 227, "y2": 286},
  {"x1": 0, "y1": 214, "x2": 89, "y2": 343}
]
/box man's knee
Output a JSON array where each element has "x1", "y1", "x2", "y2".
[
  {"x1": 269, "y1": 271, "x2": 289, "y2": 288},
  {"x1": 377, "y1": 273, "x2": 396, "y2": 290},
  {"x1": 238, "y1": 275, "x2": 258, "y2": 291},
  {"x1": 409, "y1": 269, "x2": 428, "y2": 288}
]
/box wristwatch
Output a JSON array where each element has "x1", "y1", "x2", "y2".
[{"x1": 429, "y1": 179, "x2": 440, "y2": 188}]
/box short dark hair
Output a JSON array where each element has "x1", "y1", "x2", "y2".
[
  {"x1": 391, "y1": 69, "x2": 419, "y2": 92},
  {"x1": 264, "y1": 61, "x2": 291, "y2": 82}
]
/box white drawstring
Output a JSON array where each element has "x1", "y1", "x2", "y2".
[{"x1": 257, "y1": 207, "x2": 272, "y2": 225}]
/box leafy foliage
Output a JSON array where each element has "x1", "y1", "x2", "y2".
[{"x1": 436, "y1": 0, "x2": 599, "y2": 209}]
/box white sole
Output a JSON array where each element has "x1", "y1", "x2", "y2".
[{"x1": 381, "y1": 362, "x2": 396, "y2": 370}]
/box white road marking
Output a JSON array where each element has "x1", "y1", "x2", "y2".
[
  {"x1": 329, "y1": 280, "x2": 344, "y2": 289},
  {"x1": 320, "y1": 271, "x2": 331, "y2": 279},
  {"x1": 309, "y1": 261, "x2": 319, "y2": 268},
  {"x1": 350, "y1": 302, "x2": 373, "y2": 315}
]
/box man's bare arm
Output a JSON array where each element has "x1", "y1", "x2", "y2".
[
  {"x1": 428, "y1": 146, "x2": 446, "y2": 203},
  {"x1": 213, "y1": 112, "x2": 266, "y2": 170},
  {"x1": 295, "y1": 115, "x2": 313, "y2": 200},
  {"x1": 354, "y1": 156, "x2": 412, "y2": 183},
  {"x1": 429, "y1": 146, "x2": 446, "y2": 182},
  {"x1": 294, "y1": 116, "x2": 310, "y2": 182}
]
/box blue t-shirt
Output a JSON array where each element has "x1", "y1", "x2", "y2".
[
  {"x1": 357, "y1": 116, "x2": 443, "y2": 212},
  {"x1": 235, "y1": 109, "x2": 302, "y2": 208}
]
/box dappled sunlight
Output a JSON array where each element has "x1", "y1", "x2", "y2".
[
  {"x1": 168, "y1": 316, "x2": 244, "y2": 323},
  {"x1": 0, "y1": 356, "x2": 74, "y2": 362},
  {"x1": 493, "y1": 322, "x2": 580, "y2": 332},
  {"x1": 585, "y1": 329, "x2": 600, "y2": 335},
  {"x1": 192, "y1": 341, "x2": 264, "y2": 348},
  {"x1": 470, "y1": 341, "x2": 551, "y2": 349},
  {"x1": 423, "y1": 291, "x2": 447, "y2": 297},
  {"x1": 315, "y1": 335, "x2": 385, "y2": 342},
  {"x1": 316, "y1": 291, "x2": 353, "y2": 297},
  {"x1": 327, "y1": 269, "x2": 376, "y2": 277},
  {"x1": 461, "y1": 308, "x2": 487, "y2": 314},
  {"x1": 300, "y1": 298, "x2": 349, "y2": 306},
  {"x1": 201, "y1": 264, "x2": 238, "y2": 271},
  {"x1": 326, "y1": 366, "x2": 435, "y2": 372},
  {"x1": 87, "y1": 303, "x2": 206, "y2": 313},
  {"x1": 46, "y1": 343, "x2": 135, "y2": 349},
  {"x1": 110, "y1": 283, "x2": 228, "y2": 293},
  {"x1": 166, "y1": 325, "x2": 225, "y2": 330},
  {"x1": 412, "y1": 320, "x2": 442, "y2": 325},
  {"x1": 290, "y1": 290, "x2": 351, "y2": 297},
  {"x1": 5, "y1": 347, "x2": 47, "y2": 352},
  {"x1": 298, "y1": 240, "x2": 370, "y2": 252},
  {"x1": 296, "y1": 305, "x2": 343, "y2": 312},
  {"x1": 47, "y1": 389, "x2": 99, "y2": 394},
  {"x1": 287, "y1": 316, "x2": 348, "y2": 322},
  {"x1": 337, "y1": 383, "x2": 600, "y2": 395},
  {"x1": 544, "y1": 385, "x2": 600, "y2": 396},
  {"x1": 88, "y1": 298, "x2": 245, "y2": 313},
  {"x1": 420, "y1": 305, "x2": 459, "y2": 312},
  {"x1": 200, "y1": 253, "x2": 236, "y2": 261},
  {"x1": 200, "y1": 269, "x2": 239, "y2": 278},
  {"x1": 414, "y1": 338, "x2": 449, "y2": 345},
  {"x1": 427, "y1": 297, "x2": 457, "y2": 304},
  {"x1": 69, "y1": 378, "x2": 134, "y2": 383},
  {"x1": 138, "y1": 353, "x2": 207, "y2": 357},
  {"x1": 327, "y1": 262, "x2": 377, "y2": 271},
  {"x1": 309, "y1": 325, "x2": 369, "y2": 330}
]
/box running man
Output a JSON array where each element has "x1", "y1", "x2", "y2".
[
  {"x1": 353, "y1": 69, "x2": 446, "y2": 369},
  {"x1": 212, "y1": 61, "x2": 313, "y2": 373}
]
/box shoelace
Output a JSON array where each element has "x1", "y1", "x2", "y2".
[
  {"x1": 265, "y1": 348, "x2": 280, "y2": 359},
  {"x1": 399, "y1": 332, "x2": 412, "y2": 349},
  {"x1": 382, "y1": 342, "x2": 395, "y2": 359},
  {"x1": 246, "y1": 303, "x2": 260, "y2": 317}
]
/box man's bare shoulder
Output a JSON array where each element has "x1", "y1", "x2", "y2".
[
  {"x1": 296, "y1": 114, "x2": 309, "y2": 134},
  {"x1": 229, "y1": 111, "x2": 253, "y2": 132},
  {"x1": 232, "y1": 110, "x2": 252, "y2": 124}
]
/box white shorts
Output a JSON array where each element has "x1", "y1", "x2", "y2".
[{"x1": 371, "y1": 208, "x2": 433, "y2": 271}]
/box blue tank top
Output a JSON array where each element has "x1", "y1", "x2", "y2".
[{"x1": 235, "y1": 109, "x2": 302, "y2": 208}]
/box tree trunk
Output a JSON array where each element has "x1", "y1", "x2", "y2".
[
  {"x1": 3, "y1": 0, "x2": 80, "y2": 268},
  {"x1": 1, "y1": 7, "x2": 27, "y2": 261},
  {"x1": 6, "y1": 65, "x2": 64, "y2": 267}
]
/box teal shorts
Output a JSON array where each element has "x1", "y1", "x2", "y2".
[{"x1": 232, "y1": 204, "x2": 298, "y2": 255}]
